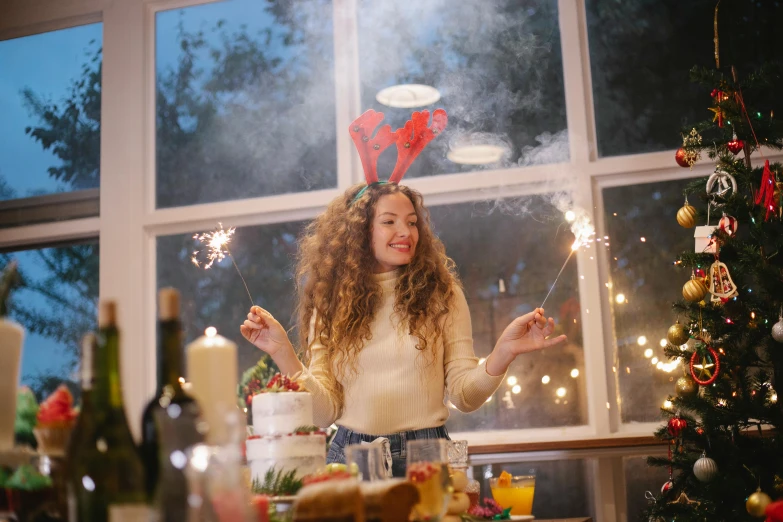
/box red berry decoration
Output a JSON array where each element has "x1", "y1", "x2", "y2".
[{"x1": 667, "y1": 416, "x2": 688, "y2": 437}]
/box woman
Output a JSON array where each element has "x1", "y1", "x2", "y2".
[{"x1": 240, "y1": 109, "x2": 566, "y2": 477}]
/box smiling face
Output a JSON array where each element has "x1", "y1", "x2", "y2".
[{"x1": 370, "y1": 192, "x2": 419, "y2": 273}]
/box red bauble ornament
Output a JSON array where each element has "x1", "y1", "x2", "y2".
[
  {"x1": 690, "y1": 347, "x2": 721, "y2": 386},
  {"x1": 667, "y1": 416, "x2": 688, "y2": 437},
  {"x1": 675, "y1": 147, "x2": 690, "y2": 168},
  {"x1": 727, "y1": 138, "x2": 745, "y2": 155},
  {"x1": 694, "y1": 268, "x2": 706, "y2": 279},
  {"x1": 718, "y1": 214, "x2": 738, "y2": 236},
  {"x1": 661, "y1": 480, "x2": 673, "y2": 494}
]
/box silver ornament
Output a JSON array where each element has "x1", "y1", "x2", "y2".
[
  {"x1": 693, "y1": 453, "x2": 718, "y2": 482},
  {"x1": 772, "y1": 316, "x2": 783, "y2": 343}
]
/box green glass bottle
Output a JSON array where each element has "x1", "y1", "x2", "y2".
[
  {"x1": 140, "y1": 288, "x2": 203, "y2": 521},
  {"x1": 66, "y1": 301, "x2": 148, "y2": 522}
]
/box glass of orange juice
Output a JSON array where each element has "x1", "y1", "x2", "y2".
[
  {"x1": 490, "y1": 474, "x2": 536, "y2": 516},
  {"x1": 406, "y1": 440, "x2": 451, "y2": 520}
]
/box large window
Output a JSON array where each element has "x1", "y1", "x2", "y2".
[
  {"x1": 155, "y1": 0, "x2": 337, "y2": 208},
  {"x1": 603, "y1": 178, "x2": 695, "y2": 423},
  {"x1": 358, "y1": 0, "x2": 567, "y2": 178},
  {"x1": 1, "y1": 243, "x2": 99, "y2": 401},
  {"x1": 0, "y1": 24, "x2": 102, "y2": 204}
]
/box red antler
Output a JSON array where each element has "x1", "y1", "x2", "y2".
[
  {"x1": 388, "y1": 109, "x2": 448, "y2": 184},
  {"x1": 349, "y1": 110, "x2": 397, "y2": 184}
]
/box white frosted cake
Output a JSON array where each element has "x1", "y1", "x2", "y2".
[{"x1": 246, "y1": 390, "x2": 326, "y2": 483}]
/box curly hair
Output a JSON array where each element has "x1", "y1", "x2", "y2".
[{"x1": 295, "y1": 182, "x2": 459, "y2": 417}]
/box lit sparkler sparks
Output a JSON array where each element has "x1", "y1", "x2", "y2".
[
  {"x1": 539, "y1": 210, "x2": 595, "y2": 309},
  {"x1": 192, "y1": 223, "x2": 254, "y2": 306}
]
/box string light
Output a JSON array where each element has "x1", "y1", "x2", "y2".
[
  {"x1": 512, "y1": 385, "x2": 521, "y2": 394},
  {"x1": 651, "y1": 357, "x2": 659, "y2": 365},
  {"x1": 556, "y1": 387, "x2": 567, "y2": 398},
  {"x1": 541, "y1": 375, "x2": 551, "y2": 384},
  {"x1": 640, "y1": 237, "x2": 647, "y2": 242},
  {"x1": 615, "y1": 293, "x2": 626, "y2": 304},
  {"x1": 663, "y1": 400, "x2": 673, "y2": 409},
  {"x1": 644, "y1": 349, "x2": 653, "y2": 358},
  {"x1": 659, "y1": 339, "x2": 667, "y2": 348},
  {"x1": 570, "y1": 369, "x2": 579, "y2": 378}
]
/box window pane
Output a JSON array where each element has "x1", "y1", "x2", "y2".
[
  {"x1": 358, "y1": 0, "x2": 567, "y2": 179},
  {"x1": 587, "y1": 1, "x2": 783, "y2": 157},
  {"x1": 155, "y1": 0, "x2": 336, "y2": 208},
  {"x1": 157, "y1": 221, "x2": 306, "y2": 380},
  {"x1": 603, "y1": 179, "x2": 695, "y2": 423},
  {"x1": 2, "y1": 243, "x2": 99, "y2": 404},
  {"x1": 0, "y1": 24, "x2": 102, "y2": 201},
  {"x1": 624, "y1": 455, "x2": 670, "y2": 521},
  {"x1": 433, "y1": 197, "x2": 586, "y2": 432},
  {"x1": 471, "y1": 459, "x2": 594, "y2": 519}
]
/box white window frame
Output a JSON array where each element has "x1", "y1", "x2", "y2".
[{"x1": 3, "y1": 1, "x2": 782, "y2": 520}]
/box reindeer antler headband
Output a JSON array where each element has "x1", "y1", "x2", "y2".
[{"x1": 349, "y1": 108, "x2": 448, "y2": 202}]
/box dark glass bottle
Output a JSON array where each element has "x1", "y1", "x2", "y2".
[
  {"x1": 66, "y1": 301, "x2": 147, "y2": 522},
  {"x1": 140, "y1": 288, "x2": 203, "y2": 521}
]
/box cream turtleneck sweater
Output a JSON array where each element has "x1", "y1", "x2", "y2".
[{"x1": 294, "y1": 270, "x2": 506, "y2": 435}]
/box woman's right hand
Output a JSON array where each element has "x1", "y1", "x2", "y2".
[{"x1": 240, "y1": 306, "x2": 292, "y2": 357}]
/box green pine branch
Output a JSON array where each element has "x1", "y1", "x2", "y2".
[{"x1": 251, "y1": 466, "x2": 303, "y2": 497}]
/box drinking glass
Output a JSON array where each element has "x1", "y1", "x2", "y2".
[
  {"x1": 490, "y1": 474, "x2": 536, "y2": 515},
  {"x1": 345, "y1": 444, "x2": 386, "y2": 482},
  {"x1": 406, "y1": 439, "x2": 451, "y2": 520}
]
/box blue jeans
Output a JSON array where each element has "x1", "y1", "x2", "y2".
[{"x1": 327, "y1": 425, "x2": 450, "y2": 478}]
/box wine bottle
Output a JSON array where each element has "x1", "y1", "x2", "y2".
[
  {"x1": 66, "y1": 333, "x2": 97, "y2": 521},
  {"x1": 140, "y1": 288, "x2": 204, "y2": 521},
  {"x1": 66, "y1": 301, "x2": 148, "y2": 522}
]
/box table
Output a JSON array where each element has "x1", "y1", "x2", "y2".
[{"x1": 537, "y1": 519, "x2": 592, "y2": 522}]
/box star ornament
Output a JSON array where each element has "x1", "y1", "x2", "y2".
[
  {"x1": 709, "y1": 105, "x2": 726, "y2": 127},
  {"x1": 693, "y1": 356, "x2": 715, "y2": 381},
  {"x1": 669, "y1": 492, "x2": 701, "y2": 506}
]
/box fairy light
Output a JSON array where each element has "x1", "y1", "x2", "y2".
[
  {"x1": 663, "y1": 400, "x2": 673, "y2": 409},
  {"x1": 659, "y1": 339, "x2": 667, "y2": 348},
  {"x1": 644, "y1": 348, "x2": 653, "y2": 358},
  {"x1": 541, "y1": 375, "x2": 551, "y2": 384},
  {"x1": 570, "y1": 369, "x2": 579, "y2": 378},
  {"x1": 512, "y1": 385, "x2": 521, "y2": 394},
  {"x1": 507, "y1": 376, "x2": 518, "y2": 386},
  {"x1": 556, "y1": 387, "x2": 567, "y2": 398},
  {"x1": 615, "y1": 293, "x2": 626, "y2": 304},
  {"x1": 640, "y1": 237, "x2": 646, "y2": 242},
  {"x1": 651, "y1": 357, "x2": 659, "y2": 365},
  {"x1": 637, "y1": 336, "x2": 647, "y2": 346}
]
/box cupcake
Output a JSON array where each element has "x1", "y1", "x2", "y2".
[
  {"x1": 5, "y1": 463, "x2": 54, "y2": 520},
  {"x1": 14, "y1": 386, "x2": 38, "y2": 448},
  {"x1": 33, "y1": 385, "x2": 77, "y2": 456}
]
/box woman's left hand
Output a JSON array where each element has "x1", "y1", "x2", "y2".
[{"x1": 495, "y1": 308, "x2": 567, "y2": 356}]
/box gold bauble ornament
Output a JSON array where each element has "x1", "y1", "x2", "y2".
[
  {"x1": 746, "y1": 489, "x2": 772, "y2": 518},
  {"x1": 675, "y1": 374, "x2": 698, "y2": 398},
  {"x1": 677, "y1": 202, "x2": 697, "y2": 228},
  {"x1": 683, "y1": 278, "x2": 708, "y2": 302},
  {"x1": 667, "y1": 322, "x2": 690, "y2": 346}
]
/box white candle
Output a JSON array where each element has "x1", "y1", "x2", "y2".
[
  {"x1": 0, "y1": 317, "x2": 24, "y2": 451},
  {"x1": 186, "y1": 327, "x2": 238, "y2": 445}
]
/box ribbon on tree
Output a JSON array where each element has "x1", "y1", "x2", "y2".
[{"x1": 755, "y1": 160, "x2": 779, "y2": 221}]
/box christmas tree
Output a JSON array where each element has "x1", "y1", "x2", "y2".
[{"x1": 642, "y1": 13, "x2": 783, "y2": 522}]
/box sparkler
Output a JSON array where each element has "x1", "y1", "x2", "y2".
[
  {"x1": 191, "y1": 223, "x2": 254, "y2": 306},
  {"x1": 539, "y1": 212, "x2": 595, "y2": 309}
]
